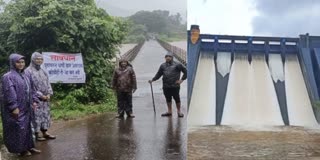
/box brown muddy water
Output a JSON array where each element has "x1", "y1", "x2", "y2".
[{"x1": 188, "y1": 126, "x2": 320, "y2": 160}]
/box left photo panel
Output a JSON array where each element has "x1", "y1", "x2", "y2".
[{"x1": 0, "y1": 0, "x2": 187, "y2": 159}]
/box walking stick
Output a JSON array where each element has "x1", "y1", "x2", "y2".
[{"x1": 150, "y1": 82, "x2": 156, "y2": 114}]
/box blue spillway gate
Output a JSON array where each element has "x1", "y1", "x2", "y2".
[{"x1": 188, "y1": 25, "x2": 320, "y2": 125}]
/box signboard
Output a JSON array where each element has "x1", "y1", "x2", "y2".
[{"x1": 42, "y1": 52, "x2": 86, "y2": 83}]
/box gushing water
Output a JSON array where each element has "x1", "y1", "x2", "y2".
[
  {"x1": 216, "y1": 52, "x2": 231, "y2": 77},
  {"x1": 221, "y1": 54, "x2": 284, "y2": 126},
  {"x1": 221, "y1": 54, "x2": 251, "y2": 125},
  {"x1": 268, "y1": 54, "x2": 285, "y2": 83},
  {"x1": 251, "y1": 55, "x2": 284, "y2": 126},
  {"x1": 285, "y1": 55, "x2": 318, "y2": 127},
  {"x1": 189, "y1": 52, "x2": 318, "y2": 128},
  {"x1": 188, "y1": 52, "x2": 216, "y2": 127}
]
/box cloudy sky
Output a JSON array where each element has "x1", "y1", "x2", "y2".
[{"x1": 188, "y1": 0, "x2": 320, "y2": 37}]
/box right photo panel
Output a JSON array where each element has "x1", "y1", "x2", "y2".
[{"x1": 187, "y1": 0, "x2": 320, "y2": 159}]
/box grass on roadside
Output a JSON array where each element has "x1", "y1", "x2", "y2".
[
  {"x1": 51, "y1": 102, "x2": 117, "y2": 121},
  {"x1": 49, "y1": 88, "x2": 117, "y2": 121}
]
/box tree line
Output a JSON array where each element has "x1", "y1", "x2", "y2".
[{"x1": 124, "y1": 10, "x2": 187, "y2": 43}]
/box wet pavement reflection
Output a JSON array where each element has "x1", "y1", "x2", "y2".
[{"x1": 1, "y1": 40, "x2": 187, "y2": 160}]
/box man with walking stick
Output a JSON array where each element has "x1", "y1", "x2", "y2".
[{"x1": 149, "y1": 52, "x2": 187, "y2": 118}]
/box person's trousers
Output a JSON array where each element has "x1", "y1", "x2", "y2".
[
  {"x1": 163, "y1": 87, "x2": 181, "y2": 103},
  {"x1": 117, "y1": 91, "x2": 133, "y2": 115}
]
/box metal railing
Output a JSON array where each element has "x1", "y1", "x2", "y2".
[
  {"x1": 121, "y1": 41, "x2": 145, "y2": 62},
  {"x1": 115, "y1": 41, "x2": 145, "y2": 67},
  {"x1": 156, "y1": 39, "x2": 186, "y2": 65}
]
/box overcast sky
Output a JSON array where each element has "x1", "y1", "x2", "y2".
[
  {"x1": 188, "y1": 0, "x2": 320, "y2": 37},
  {"x1": 188, "y1": 0, "x2": 256, "y2": 35}
]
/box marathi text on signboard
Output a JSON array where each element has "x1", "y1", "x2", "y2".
[{"x1": 42, "y1": 52, "x2": 86, "y2": 83}]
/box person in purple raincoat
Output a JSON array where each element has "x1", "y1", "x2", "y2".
[
  {"x1": 0, "y1": 53, "x2": 41, "y2": 156},
  {"x1": 26, "y1": 52, "x2": 56, "y2": 141}
]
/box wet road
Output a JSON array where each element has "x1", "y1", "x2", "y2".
[
  {"x1": 1, "y1": 40, "x2": 187, "y2": 160},
  {"x1": 188, "y1": 126, "x2": 320, "y2": 160}
]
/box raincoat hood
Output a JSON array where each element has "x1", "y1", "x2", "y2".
[
  {"x1": 30, "y1": 52, "x2": 43, "y2": 70},
  {"x1": 119, "y1": 58, "x2": 132, "y2": 68},
  {"x1": 9, "y1": 53, "x2": 25, "y2": 71}
]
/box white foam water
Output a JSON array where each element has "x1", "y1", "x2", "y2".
[
  {"x1": 285, "y1": 55, "x2": 318, "y2": 127},
  {"x1": 221, "y1": 54, "x2": 251, "y2": 125},
  {"x1": 268, "y1": 54, "x2": 285, "y2": 82},
  {"x1": 216, "y1": 52, "x2": 232, "y2": 77},
  {"x1": 189, "y1": 52, "x2": 319, "y2": 129},
  {"x1": 251, "y1": 55, "x2": 284, "y2": 126},
  {"x1": 188, "y1": 52, "x2": 216, "y2": 127},
  {"x1": 221, "y1": 54, "x2": 284, "y2": 126}
]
